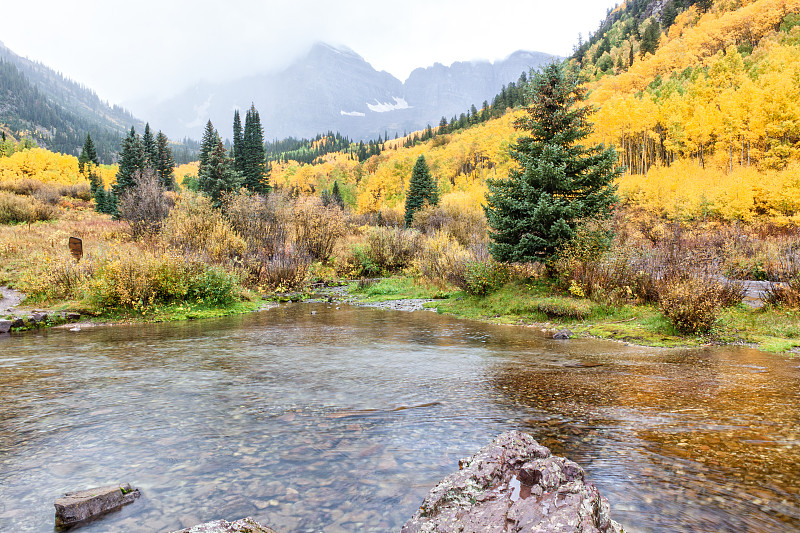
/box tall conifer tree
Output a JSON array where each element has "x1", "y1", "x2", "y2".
[
  {"x1": 198, "y1": 132, "x2": 241, "y2": 205},
  {"x1": 404, "y1": 155, "x2": 438, "y2": 227},
  {"x1": 155, "y1": 131, "x2": 175, "y2": 189},
  {"x1": 242, "y1": 104, "x2": 268, "y2": 193},
  {"x1": 142, "y1": 123, "x2": 158, "y2": 170},
  {"x1": 113, "y1": 127, "x2": 144, "y2": 198},
  {"x1": 199, "y1": 120, "x2": 217, "y2": 170},
  {"x1": 78, "y1": 133, "x2": 99, "y2": 173},
  {"x1": 484, "y1": 63, "x2": 620, "y2": 266},
  {"x1": 232, "y1": 109, "x2": 244, "y2": 174}
]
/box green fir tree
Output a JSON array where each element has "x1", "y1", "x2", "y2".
[
  {"x1": 155, "y1": 131, "x2": 175, "y2": 189},
  {"x1": 198, "y1": 133, "x2": 241, "y2": 205},
  {"x1": 113, "y1": 127, "x2": 144, "y2": 199},
  {"x1": 78, "y1": 133, "x2": 99, "y2": 173},
  {"x1": 232, "y1": 109, "x2": 244, "y2": 174},
  {"x1": 484, "y1": 63, "x2": 620, "y2": 267},
  {"x1": 242, "y1": 104, "x2": 268, "y2": 193},
  {"x1": 404, "y1": 155, "x2": 438, "y2": 227},
  {"x1": 141, "y1": 123, "x2": 158, "y2": 170}
]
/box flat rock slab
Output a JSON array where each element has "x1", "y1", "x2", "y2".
[
  {"x1": 171, "y1": 517, "x2": 277, "y2": 533},
  {"x1": 54, "y1": 483, "x2": 140, "y2": 528},
  {"x1": 402, "y1": 430, "x2": 623, "y2": 533}
]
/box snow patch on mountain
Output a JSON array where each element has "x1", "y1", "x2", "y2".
[{"x1": 367, "y1": 97, "x2": 411, "y2": 113}]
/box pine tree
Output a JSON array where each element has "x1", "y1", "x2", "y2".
[
  {"x1": 141, "y1": 123, "x2": 158, "y2": 170},
  {"x1": 78, "y1": 133, "x2": 99, "y2": 173},
  {"x1": 242, "y1": 104, "x2": 268, "y2": 193},
  {"x1": 640, "y1": 19, "x2": 661, "y2": 57},
  {"x1": 232, "y1": 109, "x2": 244, "y2": 174},
  {"x1": 113, "y1": 127, "x2": 144, "y2": 198},
  {"x1": 198, "y1": 133, "x2": 241, "y2": 205},
  {"x1": 484, "y1": 63, "x2": 620, "y2": 266},
  {"x1": 404, "y1": 155, "x2": 438, "y2": 227},
  {"x1": 199, "y1": 120, "x2": 216, "y2": 170},
  {"x1": 155, "y1": 131, "x2": 175, "y2": 189},
  {"x1": 331, "y1": 180, "x2": 344, "y2": 209}
]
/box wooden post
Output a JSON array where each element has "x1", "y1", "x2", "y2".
[{"x1": 68, "y1": 237, "x2": 83, "y2": 262}]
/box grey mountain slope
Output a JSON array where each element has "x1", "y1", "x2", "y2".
[
  {"x1": 0, "y1": 40, "x2": 141, "y2": 134},
  {"x1": 131, "y1": 43, "x2": 557, "y2": 141}
]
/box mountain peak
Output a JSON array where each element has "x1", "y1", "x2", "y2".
[{"x1": 307, "y1": 42, "x2": 363, "y2": 62}]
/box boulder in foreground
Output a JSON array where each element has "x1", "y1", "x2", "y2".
[
  {"x1": 402, "y1": 430, "x2": 623, "y2": 532},
  {"x1": 54, "y1": 483, "x2": 140, "y2": 528},
  {"x1": 171, "y1": 517, "x2": 277, "y2": 532}
]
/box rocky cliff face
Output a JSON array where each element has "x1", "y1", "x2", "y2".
[
  {"x1": 129, "y1": 43, "x2": 557, "y2": 141},
  {"x1": 402, "y1": 430, "x2": 624, "y2": 533}
]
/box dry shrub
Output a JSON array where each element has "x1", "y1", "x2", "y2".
[
  {"x1": 0, "y1": 178, "x2": 43, "y2": 195},
  {"x1": 252, "y1": 249, "x2": 310, "y2": 291},
  {"x1": 361, "y1": 226, "x2": 422, "y2": 274},
  {"x1": 18, "y1": 249, "x2": 241, "y2": 308},
  {"x1": 58, "y1": 182, "x2": 93, "y2": 201},
  {"x1": 377, "y1": 207, "x2": 405, "y2": 228},
  {"x1": 0, "y1": 192, "x2": 58, "y2": 224},
  {"x1": 659, "y1": 276, "x2": 726, "y2": 334},
  {"x1": 417, "y1": 231, "x2": 472, "y2": 288},
  {"x1": 118, "y1": 170, "x2": 174, "y2": 238},
  {"x1": 293, "y1": 195, "x2": 345, "y2": 261},
  {"x1": 32, "y1": 186, "x2": 61, "y2": 206},
  {"x1": 411, "y1": 202, "x2": 488, "y2": 247},
  {"x1": 224, "y1": 190, "x2": 291, "y2": 256},
  {"x1": 162, "y1": 192, "x2": 245, "y2": 262},
  {"x1": 762, "y1": 276, "x2": 800, "y2": 309},
  {"x1": 463, "y1": 259, "x2": 511, "y2": 296},
  {"x1": 86, "y1": 251, "x2": 240, "y2": 309}
]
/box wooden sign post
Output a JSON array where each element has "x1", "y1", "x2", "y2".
[{"x1": 68, "y1": 237, "x2": 83, "y2": 262}]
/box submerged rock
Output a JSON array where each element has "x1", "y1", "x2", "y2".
[
  {"x1": 54, "y1": 483, "x2": 140, "y2": 528},
  {"x1": 553, "y1": 329, "x2": 574, "y2": 340},
  {"x1": 171, "y1": 517, "x2": 277, "y2": 532},
  {"x1": 402, "y1": 430, "x2": 623, "y2": 533}
]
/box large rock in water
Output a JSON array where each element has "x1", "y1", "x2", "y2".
[
  {"x1": 402, "y1": 431, "x2": 623, "y2": 532},
  {"x1": 54, "y1": 484, "x2": 140, "y2": 527},
  {"x1": 171, "y1": 517, "x2": 276, "y2": 532}
]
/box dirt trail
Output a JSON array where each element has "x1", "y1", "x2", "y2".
[{"x1": 0, "y1": 286, "x2": 24, "y2": 315}]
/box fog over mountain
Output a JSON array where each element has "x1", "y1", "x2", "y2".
[{"x1": 127, "y1": 43, "x2": 558, "y2": 141}]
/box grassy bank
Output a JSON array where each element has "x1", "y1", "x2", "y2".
[{"x1": 349, "y1": 277, "x2": 800, "y2": 354}]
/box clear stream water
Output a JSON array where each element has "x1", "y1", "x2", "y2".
[{"x1": 0, "y1": 303, "x2": 798, "y2": 532}]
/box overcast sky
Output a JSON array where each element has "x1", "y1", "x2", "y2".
[{"x1": 0, "y1": 0, "x2": 612, "y2": 106}]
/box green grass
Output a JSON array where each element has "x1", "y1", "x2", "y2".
[
  {"x1": 349, "y1": 277, "x2": 452, "y2": 301},
  {"x1": 92, "y1": 298, "x2": 262, "y2": 324},
  {"x1": 348, "y1": 276, "x2": 800, "y2": 353}
]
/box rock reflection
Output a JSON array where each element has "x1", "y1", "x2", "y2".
[{"x1": 490, "y1": 340, "x2": 800, "y2": 531}]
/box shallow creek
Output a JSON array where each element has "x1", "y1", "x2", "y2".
[{"x1": 1, "y1": 303, "x2": 798, "y2": 532}]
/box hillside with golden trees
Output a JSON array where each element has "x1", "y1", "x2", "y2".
[{"x1": 268, "y1": 0, "x2": 800, "y2": 225}]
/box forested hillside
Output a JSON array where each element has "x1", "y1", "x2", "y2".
[
  {"x1": 0, "y1": 41, "x2": 144, "y2": 162},
  {"x1": 267, "y1": 0, "x2": 800, "y2": 225}
]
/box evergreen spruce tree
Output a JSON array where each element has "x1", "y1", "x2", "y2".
[
  {"x1": 78, "y1": 133, "x2": 99, "y2": 173},
  {"x1": 242, "y1": 104, "x2": 268, "y2": 193},
  {"x1": 640, "y1": 19, "x2": 661, "y2": 57},
  {"x1": 232, "y1": 109, "x2": 244, "y2": 174},
  {"x1": 331, "y1": 180, "x2": 344, "y2": 209},
  {"x1": 404, "y1": 155, "x2": 438, "y2": 227},
  {"x1": 113, "y1": 127, "x2": 144, "y2": 198},
  {"x1": 484, "y1": 63, "x2": 620, "y2": 267},
  {"x1": 142, "y1": 123, "x2": 158, "y2": 170},
  {"x1": 155, "y1": 131, "x2": 175, "y2": 189},
  {"x1": 199, "y1": 120, "x2": 217, "y2": 170},
  {"x1": 198, "y1": 133, "x2": 241, "y2": 205}
]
